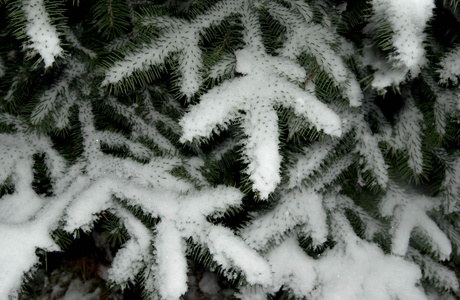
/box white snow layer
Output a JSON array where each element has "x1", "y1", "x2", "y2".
[
  {"x1": 108, "y1": 207, "x2": 153, "y2": 287},
  {"x1": 240, "y1": 211, "x2": 429, "y2": 300},
  {"x1": 0, "y1": 172, "x2": 88, "y2": 298},
  {"x1": 371, "y1": 0, "x2": 434, "y2": 75},
  {"x1": 155, "y1": 221, "x2": 188, "y2": 299},
  {"x1": 314, "y1": 211, "x2": 427, "y2": 300},
  {"x1": 241, "y1": 189, "x2": 328, "y2": 250},
  {"x1": 180, "y1": 47, "x2": 341, "y2": 199},
  {"x1": 288, "y1": 139, "x2": 337, "y2": 188},
  {"x1": 0, "y1": 221, "x2": 59, "y2": 297},
  {"x1": 58, "y1": 104, "x2": 274, "y2": 298},
  {"x1": 267, "y1": 237, "x2": 316, "y2": 297},
  {"x1": 408, "y1": 248, "x2": 460, "y2": 292},
  {"x1": 438, "y1": 45, "x2": 460, "y2": 85},
  {"x1": 381, "y1": 184, "x2": 452, "y2": 259},
  {"x1": 23, "y1": 0, "x2": 63, "y2": 67},
  {"x1": 360, "y1": 43, "x2": 408, "y2": 90}
]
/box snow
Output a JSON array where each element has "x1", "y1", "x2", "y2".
[
  {"x1": 241, "y1": 188, "x2": 328, "y2": 250},
  {"x1": 58, "y1": 105, "x2": 275, "y2": 297},
  {"x1": 265, "y1": 1, "x2": 363, "y2": 106},
  {"x1": 0, "y1": 221, "x2": 59, "y2": 297},
  {"x1": 207, "y1": 226, "x2": 272, "y2": 286},
  {"x1": 0, "y1": 123, "x2": 67, "y2": 226},
  {"x1": 243, "y1": 102, "x2": 282, "y2": 199},
  {"x1": 371, "y1": 0, "x2": 434, "y2": 76},
  {"x1": 381, "y1": 184, "x2": 452, "y2": 259},
  {"x1": 438, "y1": 45, "x2": 460, "y2": 85},
  {"x1": 2, "y1": 1, "x2": 459, "y2": 299},
  {"x1": 180, "y1": 47, "x2": 341, "y2": 199},
  {"x1": 64, "y1": 178, "x2": 114, "y2": 232},
  {"x1": 408, "y1": 248, "x2": 460, "y2": 292},
  {"x1": 390, "y1": 92, "x2": 424, "y2": 174},
  {"x1": 240, "y1": 207, "x2": 431, "y2": 300},
  {"x1": 23, "y1": 0, "x2": 63, "y2": 67},
  {"x1": 0, "y1": 173, "x2": 87, "y2": 297},
  {"x1": 288, "y1": 139, "x2": 337, "y2": 188},
  {"x1": 31, "y1": 58, "x2": 85, "y2": 125},
  {"x1": 0, "y1": 155, "x2": 45, "y2": 222},
  {"x1": 360, "y1": 43, "x2": 408, "y2": 90},
  {"x1": 235, "y1": 286, "x2": 267, "y2": 300},
  {"x1": 61, "y1": 279, "x2": 101, "y2": 300},
  {"x1": 353, "y1": 114, "x2": 389, "y2": 187},
  {"x1": 198, "y1": 272, "x2": 220, "y2": 295},
  {"x1": 108, "y1": 210, "x2": 152, "y2": 286},
  {"x1": 155, "y1": 221, "x2": 188, "y2": 299},
  {"x1": 106, "y1": 96, "x2": 175, "y2": 152},
  {"x1": 267, "y1": 237, "x2": 316, "y2": 297},
  {"x1": 63, "y1": 28, "x2": 97, "y2": 59},
  {"x1": 311, "y1": 211, "x2": 428, "y2": 300},
  {"x1": 421, "y1": 71, "x2": 458, "y2": 136}
]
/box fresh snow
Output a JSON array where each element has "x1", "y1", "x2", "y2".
[
  {"x1": 240, "y1": 209, "x2": 431, "y2": 300},
  {"x1": 438, "y1": 45, "x2": 460, "y2": 85},
  {"x1": 241, "y1": 188, "x2": 328, "y2": 250},
  {"x1": 23, "y1": 0, "x2": 63, "y2": 67},
  {"x1": 267, "y1": 237, "x2": 316, "y2": 297},
  {"x1": 313, "y1": 217, "x2": 427, "y2": 300},
  {"x1": 2, "y1": 0, "x2": 459, "y2": 299},
  {"x1": 442, "y1": 154, "x2": 460, "y2": 213},
  {"x1": 381, "y1": 184, "x2": 452, "y2": 259},
  {"x1": 390, "y1": 92, "x2": 425, "y2": 174},
  {"x1": 371, "y1": 0, "x2": 434, "y2": 75},
  {"x1": 155, "y1": 221, "x2": 188, "y2": 299},
  {"x1": 180, "y1": 47, "x2": 341, "y2": 199}
]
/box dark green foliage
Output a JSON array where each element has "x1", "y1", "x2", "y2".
[{"x1": 92, "y1": 0, "x2": 131, "y2": 39}]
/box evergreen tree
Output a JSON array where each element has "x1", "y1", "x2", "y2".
[{"x1": 0, "y1": 0, "x2": 460, "y2": 299}]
